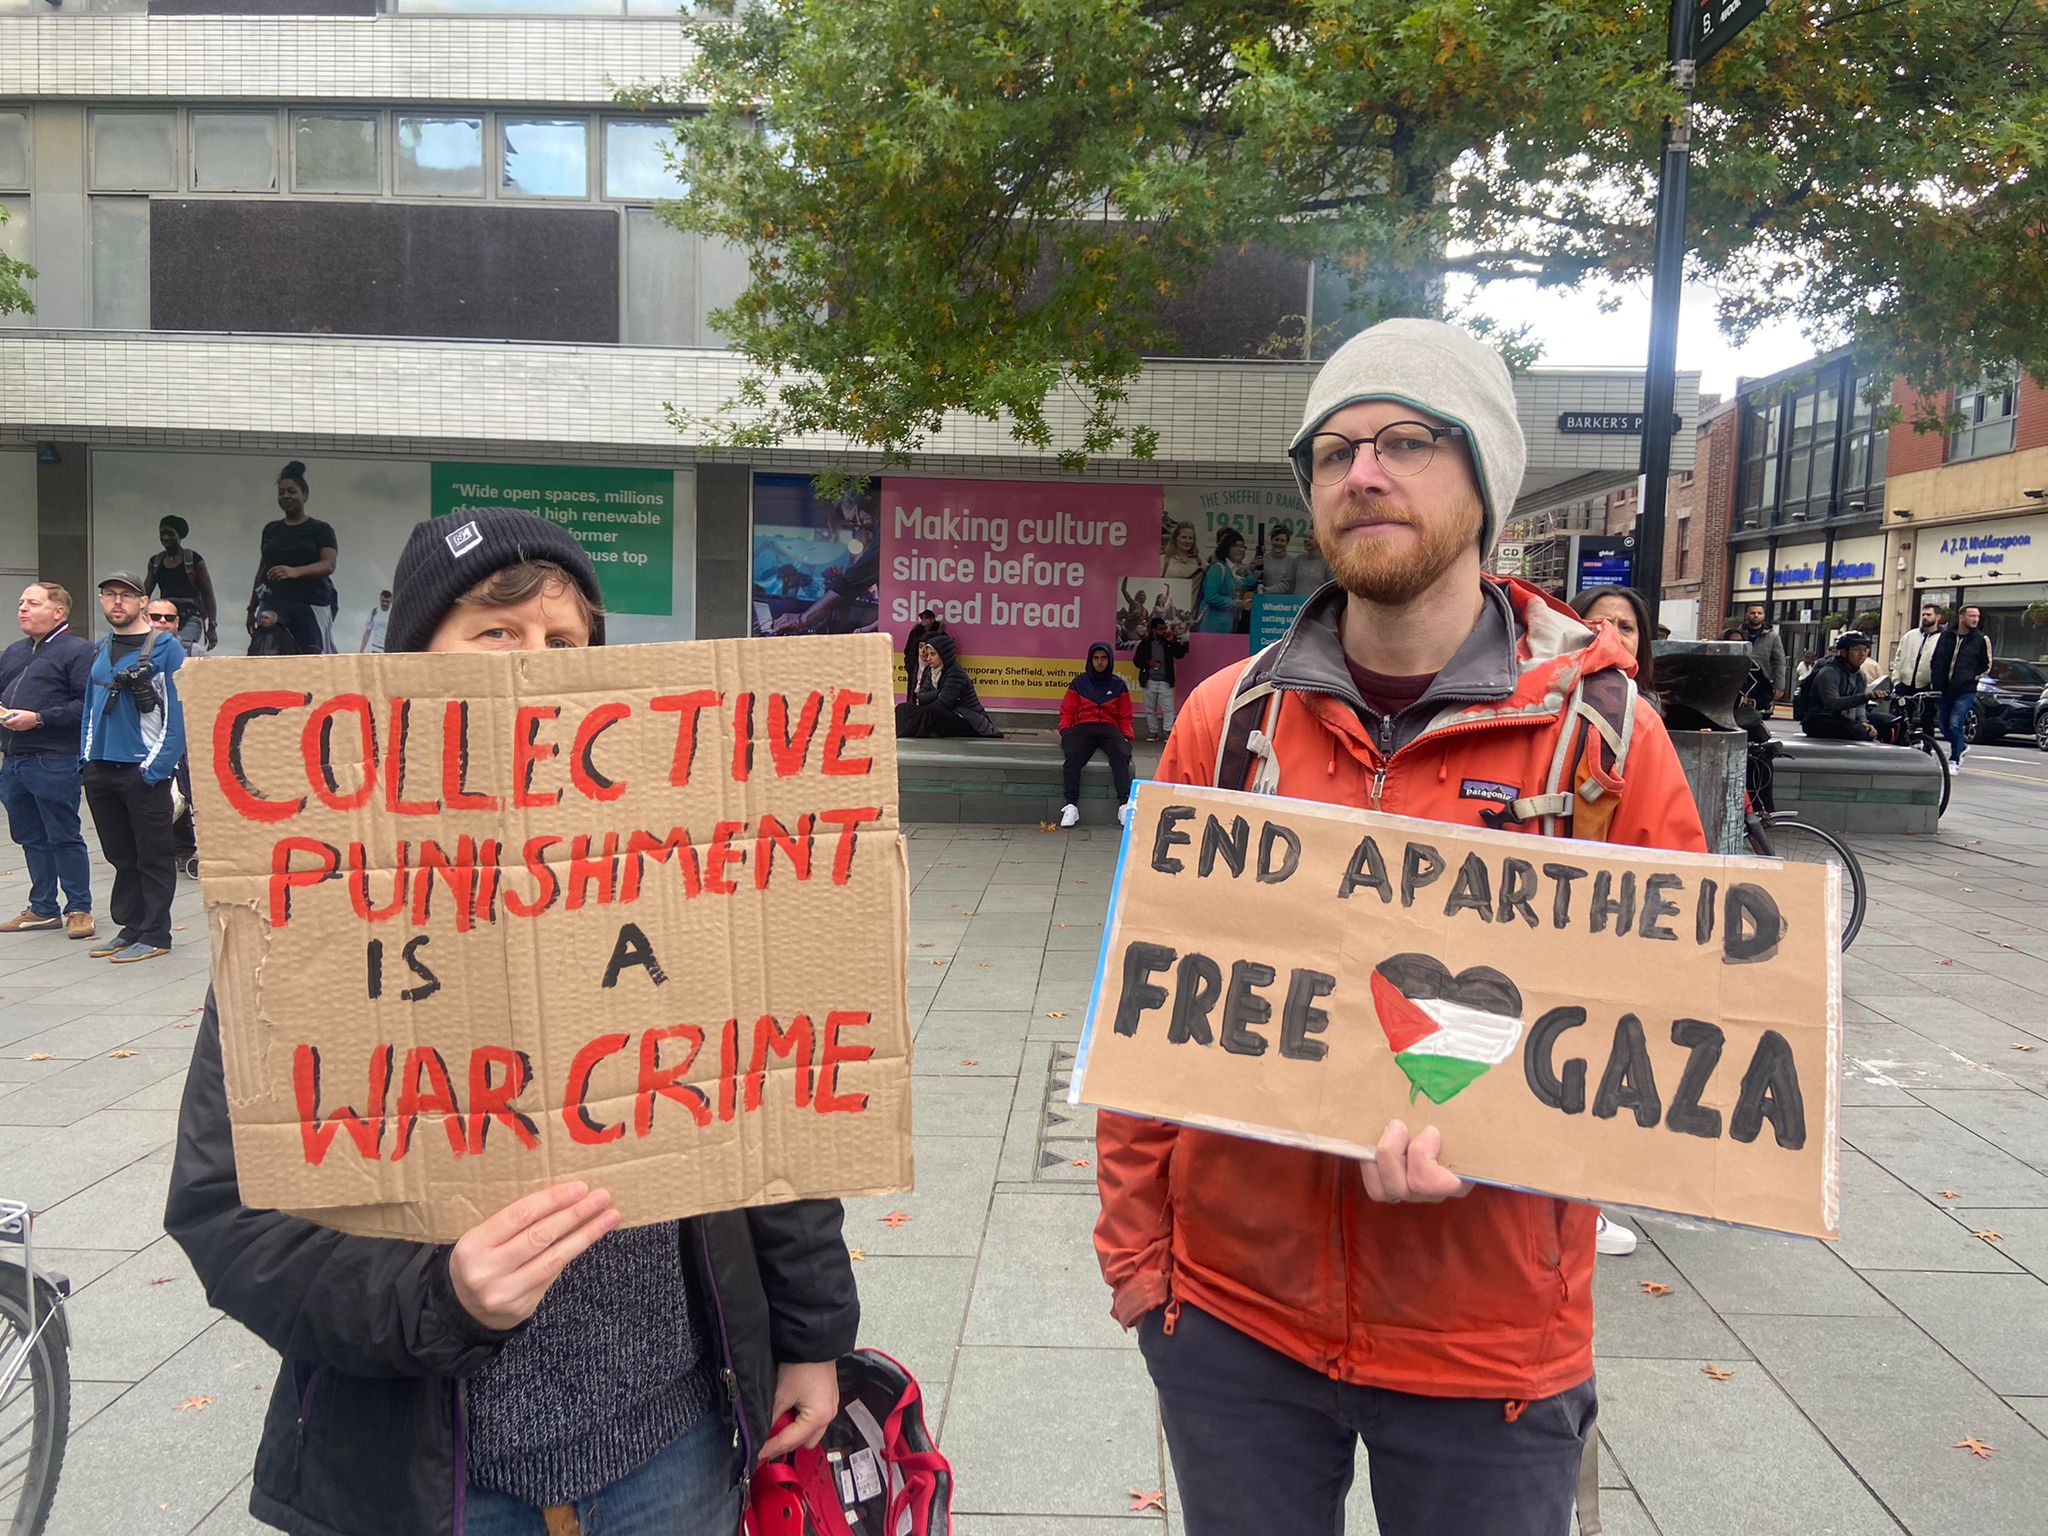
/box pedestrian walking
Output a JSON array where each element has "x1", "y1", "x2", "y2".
[
  {"x1": 166, "y1": 507, "x2": 857, "y2": 1536},
  {"x1": 145, "y1": 515, "x2": 219, "y2": 652},
  {"x1": 1891, "y1": 602, "x2": 1943, "y2": 692},
  {"x1": 1132, "y1": 616, "x2": 1188, "y2": 741},
  {"x1": 894, "y1": 631, "x2": 1001, "y2": 738},
  {"x1": 0, "y1": 582, "x2": 97, "y2": 940},
  {"x1": 1095, "y1": 318, "x2": 1707, "y2": 1536},
  {"x1": 1737, "y1": 603, "x2": 1790, "y2": 713},
  {"x1": 1799, "y1": 631, "x2": 1879, "y2": 741},
  {"x1": 1056, "y1": 642, "x2": 1135, "y2": 829},
  {"x1": 80, "y1": 570, "x2": 185, "y2": 964},
  {"x1": 248, "y1": 459, "x2": 339, "y2": 657},
  {"x1": 1930, "y1": 603, "x2": 1992, "y2": 773},
  {"x1": 359, "y1": 588, "x2": 392, "y2": 653}
]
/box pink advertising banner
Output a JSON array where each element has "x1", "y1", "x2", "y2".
[{"x1": 880, "y1": 478, "x2": 1164, "y2": 708}]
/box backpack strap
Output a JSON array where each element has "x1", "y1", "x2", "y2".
[
  {"x1": 1482, "y1": 665, "x2": 1637, "y2": 841},
  {"x1": 1212, "y1": 641, "x2": 1287, "y2": 793}
]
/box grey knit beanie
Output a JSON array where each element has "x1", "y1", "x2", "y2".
[
  {"x1": 385, "y1": 508, "x2": 606, "y2": 653},
  {"x1": 1287, "y1": 318, "x2": 1526, "y2": 554}
]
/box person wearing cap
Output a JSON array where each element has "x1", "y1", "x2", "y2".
[
  {"x1": 167, "y1": 508, "x2": 856, "y2": 1536},
  {"x1": 1800, "y1": 630, "x2": 1880, "y2": 742},
  {"x1": 1093, "y1": 318, "x2": 1709, "y2": 1536},
  {"x1": 145, "y1": 515, "x2": 218, "y2": 652},
  {"x1": 0, "y1": 581, "x2": 98, "y2": 939},
  {"x1": 80, "y1": 570, "x2": 186, "y2": 963}
]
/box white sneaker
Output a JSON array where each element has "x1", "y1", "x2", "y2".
[
  {"x1": 1059, "y1": 803, "x2": 1080, "y2": 829},
  {"x1": 1595, "y1": 1213, "x2": 1638, "y2": 1257},
  {"x1": 1118, "y1": 803, "x2": 1133, "y2": 828},
  {"x1": 1950, "y1": 756, "x2": 1963, "y2": 776}
]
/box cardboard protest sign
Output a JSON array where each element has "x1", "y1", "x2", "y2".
[
  {"x1": 183, "y1": 634, "x2": 912, "y2": 1241},
  {"x1": 1074, "y1": 782, "x2": 1841, "y2": 1238}
]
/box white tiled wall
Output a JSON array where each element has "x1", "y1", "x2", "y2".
[
  {"x1": 0, "y1": 17, "x2": 695, "y2": 104},
  {"x1": 0, "y1": 331, "x2": 1694, "y2": 481}
]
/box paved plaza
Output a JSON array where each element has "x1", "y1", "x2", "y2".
[{"x1": 3, "y1": 745, "x2": 2048, "y2": 1535}]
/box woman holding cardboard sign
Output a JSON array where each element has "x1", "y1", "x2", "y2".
[{"x1": 167, "y1": 509, "x2": 858, "y2": 1536}]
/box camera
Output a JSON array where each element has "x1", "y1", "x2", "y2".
[{"x1": 102, "y1": 661, "x2": 160, "y2": 716}]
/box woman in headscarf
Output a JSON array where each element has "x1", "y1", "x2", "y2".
[
  {"x1": 895, "y1": 630, "x2": 1002, "y2": 739},
  {"x1": 1194, "y1": 528, "x2": 1255, "y2": 633},
  {"x1": 1569, "y1": 585, "x2": 1657, "y2": 696},
  {"x1": 1055, "y1": 642, "x2": 1135, "y2": 829}
]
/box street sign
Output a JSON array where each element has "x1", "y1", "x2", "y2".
[
  {"x1": 1695, "y1": 0, "x2": 1773, "y2": 65},
  {"x1": 1557, "y1": 412, "x2": 1684, "y2": 436}
]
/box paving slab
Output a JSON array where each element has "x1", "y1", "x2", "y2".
[
  {"x1": 32, "y1": 1154, "x2": 178, "y2": 1250},
  {"x1": 850, "y1": 1254, "x2": 974, "y2": 1420},
  {"x1": 914, "y1": 1012, "x2": 1032, "y2": 1078},
  {"x1": 61, "y1": 1237, "x2": 216, "y2": 1384},
  {"x1": 1912, "y1": 1089, "x2": 2048, "y2": 1174},
  {"x1": 1641, "y1": 1216, "x2": 1894, "y2": 1317},
  {"x1": 962, "y1": 1190, "x2": 1129, "y2": 1351},
  {"x1": 1862, "y1": 1270, "x2": 2048, "y2": 1396},
  {"x1": 1831, "y1": 1147, "x2": 2023, "y2": 1274},
  {"x1": 940, "y1": 1346, "x2": 1161, "y2": 1520},
  {"x1": 1731, "y1": 1313, "x2": 2048, "y2": 1536},
  {"x1": 1841, "y1": 1106, "x2": 2048, "y2": 1207},
  {"x1": 1590, "y1": 1241, "x2": 1749, "y2": 1360},
  {"x1": 1946, "y1": 1207, "x2": 2048, "y2": 1279},
  {"x1": 843, "y1": 1135, "x2": 1000, "y2": 1257}
]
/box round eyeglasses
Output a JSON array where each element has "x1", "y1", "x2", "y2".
[{"x1": 1295, "y1": 422, "x2": 1466, "y2": 486}]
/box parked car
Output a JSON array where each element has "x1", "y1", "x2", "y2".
[
  {"x1": 2034, "y1": 675, "x2": 2048, "y2": 752},
  {"x1": 1970, "y1": 657, "x2": 2045, "y2": 744}
]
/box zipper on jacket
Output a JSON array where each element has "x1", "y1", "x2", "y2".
[
  {"x1": 295, "y1": 1365, "x2": 324, "y2": 1452},
  {"x1": 691, "y1": 1222, "x2": 755, "y2": 1483},
  {"x1": 451, "y1": 1381, "x2": 469, "y2": 1536}
]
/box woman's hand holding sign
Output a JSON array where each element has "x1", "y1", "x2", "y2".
[
  {"x1": 450, "y1": 1181, "x2": 621, "y2": 1329},
  {"x1": 1362, "y1": 1121, "x2": 1473, "y2": 1205}
]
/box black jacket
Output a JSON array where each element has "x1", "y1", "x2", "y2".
[
  {"x1": 1930, "y1": 627, "x2": 1991, "y2": 696},
  {"x1": 1803, "y1": 656, "x2": 1869, "y2": 727},
  {"x1": 910, "y1": 633, "x2": 1001, "y2": 736},
  {"x1": 0, "y1": 623, "x2": 96, "y2": 758},
  {"x1": 165, "y1": 992, "x2": 858, "y2": 1536},
  {"x1": 1131, "y1": 634, "x2": 1188, "y2": 688}
]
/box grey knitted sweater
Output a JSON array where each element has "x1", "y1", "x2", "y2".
[{"x1": 465, "y1": 1220, "x2": 722, "y2": 1506}]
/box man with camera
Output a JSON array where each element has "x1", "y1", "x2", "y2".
[{"x1": 81, "y1": 571, "x2": 186, "y2": 964}]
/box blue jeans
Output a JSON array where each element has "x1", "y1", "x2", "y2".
[
  {"x1": 0, "y1": 754, "x2": 92, "y2": 918},
  {"x1": 463, "y1": 1411, "x2": 742, "y2": 1536},
  {"x1": 1941, "y1": 692, "x2": 1975, "y2": 762}
]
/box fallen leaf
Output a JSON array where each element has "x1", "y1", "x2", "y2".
[
  {"x1": 25, "y1": 1053, "x2": 52, "y2": 1062},
  {"x1": 109, "y1": 1049, "x2": 138, "y2": 1059},
  {"x1": 1128, "y1": 1490, "x2": 1167, "y2": 1513},
  {"x1": 150, "y1": 1277, "x2": 175, "y2": 1286},
  {"x1": 1941, "y1": 1190, "x2": 1961, "y2": 1199},
  {"x1": 2014, "y1": 1043, "x2": 2038, "y2": 1052},
  {"x1": 177, "y1": 1020, "x2": 196, "y2": 1029},
  {"x1": 928, "y1": 959, "x2": 947, "y2": 967},
  {"x1": 916, "y1": 942, "x2": 934, "y2": 949},
  {"x1": 1701, "y1": 1364, "x2": 1734, "y2": 1381},
  {"x1": 1939, "y1": 958, "x2": 1955, "y2": 966},
  {"x1": 1955, "y1": 1436, "x2": 1997, "y2": 1459},
  {"x1": 1073, "y1": 878, "x2": 1089, "y2": 885},
  {"x1": 1971, "y1": 1230, "x2": 2004, "y2": 1242},
  {"x1": 1639, "y1": 1281, "x2": 1671, "y2": 1297},
  {"x1": 1057, "y1": 923, "x2": 1070, "y2": 929},
  {"x1": 177, "y1": 1395, "x2": 213, "y2": 1412},
  {"x1": 173, "y1": 923, "x2": 187, "y2": 933},
  {"x1": 960, "y1": 1059, "x2": 979, "y2": 1066},
  {"x1": 881, "y1": 1210, "x2": 911, "y2": 1229},
  {"x1": 1046, "y1": 1011, "x2": 1068, "y2": 1019},
  {"x1": 847, "y1": 1249, "x2": 866, "y2": 1262},
  {"x1": 1071, "y1": 1157, "x2": 1091, "y2": 1168},
  {"x1": 977, "y1": 962, "x2": 993, "y2": 969}
]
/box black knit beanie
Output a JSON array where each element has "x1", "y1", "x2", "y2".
[{"x1": 385, "y1": 509, "x2": 607, "y2": 654}]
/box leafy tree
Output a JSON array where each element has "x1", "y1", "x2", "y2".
[
  {"x1": 660, "y1": 0, "x2": 2048, "y2": 460},
  {"x1": 0, "y1": 205, "x2": 30, "y2": 319}
]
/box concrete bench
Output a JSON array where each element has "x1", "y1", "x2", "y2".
[
  {"x1": 898, "y1": 729, "x2": 1164, "y2": 825},
  {"x1": 1767, "y1": 738, "x2": 1942, "y2": 835}
]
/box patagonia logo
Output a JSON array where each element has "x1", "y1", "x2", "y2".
[
  {"x1": 1459, "y1": 778, "x2": 1520, "y2": 805},
  {"x1": 444, "y1": 520, "x2": 484, "y2": 558}
]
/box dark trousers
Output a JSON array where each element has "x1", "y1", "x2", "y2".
[
  {"x1": 1061, "y1": 724, "x2": 1133, "y2": 805},
  {"x1": 1801, "y1": 713, "x2": 1868, "y2": 742},
  {"x1": 263, "y1": 598, "x2": 325, "y2": 657},
  {"x1": 895, "y1": 701, "x2": 979, "y2": 738},
  {"x1": 1141, "y1": 1304, "x2": 1594, "y2": 1536},
  {"x1": 0, "y1": 753, "x2": 92, "y2": 918},
  {"x1": 82, "y1": 760, "x2": 177, "y2": 949}
]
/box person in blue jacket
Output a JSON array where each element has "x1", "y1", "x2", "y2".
[
  {"x1": 79, "y1": 570, "x2": 185, "y2": 963},
  {"x1": 0, "y1": 581, "x2": 99, "y2": 939},
  {"x1": 1194, "y1": 529, "x2": 1255, "y2": 634}
]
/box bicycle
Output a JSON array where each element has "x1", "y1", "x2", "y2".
[
  {"x1": 1743, "y1": 736, "x2": 1868, "y2": 950},
  {"x1": 1871, "y1": 687, "x2": 1952, "y2": 818},
  {"x1": 0, "y1": 1201, "x2": 70, "y2": 1536}
]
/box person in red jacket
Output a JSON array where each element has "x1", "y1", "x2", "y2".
[
  {"x1": 1094, "y1": 319, "x2": 1708, "y2": 1536},
  {"x1": 1056, "y1": 642, "x2": 1134, "y2": 829}
]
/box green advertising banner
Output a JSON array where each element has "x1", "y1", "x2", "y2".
[{"x1": 431, "y1": 462, "x2": 675, "y2": 616}]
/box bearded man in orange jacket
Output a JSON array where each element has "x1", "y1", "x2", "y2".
[{"x1": 1094, "y1": 318, "x2": 1708, "y2": 1536}]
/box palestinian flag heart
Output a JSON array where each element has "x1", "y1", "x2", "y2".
[{"x1": 1370, "y1": 954, "x2": 1526, "y2": 1106}]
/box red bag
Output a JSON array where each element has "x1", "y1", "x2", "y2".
[{"x1": 745, "y1": 1349, "x2": 953, "y2": 1536}]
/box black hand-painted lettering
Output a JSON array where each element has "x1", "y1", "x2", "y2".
[
  {"x1": 1199, "y1": 814, "x2": 1250, "y2": 878},
  {"x1": 601, "y1": 921, "x2": 670, "y2": 989},
  {"x1": 1256, "y1": 821, "x2": 1301, "y2": 884},
  {"x1": 1589, "y1": 870, "x2": 1637, "y2": 935},
  {"x1": 1169, "y1": 952, "x2": 1223, "y2": 1045},
  {"x1": 1400, "y1": 842, "x2": 1445, "y2": 908},
  {"x1": 1112, "y1": 942, "x2": 1176, "y2": 1037},
  {"x1": 1696, "y1": 877, "x2": 1718, "y2": 946},
  {"x1": 366, "y1": 938, "x2": 383, "y2": 999},
  {"x1": 1542, "y1": 862, "x2": 1588, "y2": 929},
  {"x1": 1666, "y1": 1019, "x2": 1726, "y2": 1139},
  {"x1": 1444, "y1": 852, "x2": 1495, "y2": 922},
  {"x1": 398, "y1": 935, "x2": 440, "y2": 1002},
  {"x1": 1723, "y1": 883, "x2": 1785, "y2": 964},
  {"x1": 1338, "y1": 834, "x2": 1391, "y2": 902},
  {"x1": 1219, "y1": 960, "x2": 1276, "y2": 1057},
  {"x1": 1151, "y1": 806, "x2": 1195, "y2": 874},
  {"x1": 1639, "y1": 873, "x2": 1682, "y2": 941},
  {"x1": 1591, "y1": 1014, "x2": 1662, "y2": 1127},
  {"x1": 1278, "y1": 968, "x2": 1335, "y2": 1061},
  {"x1": 1730, "y1": 1030, "x2": 1806, "y2": 1149},
  {"x1": 1524, "y1": 1006, "x2": 1588, "y2": 1113},
  {"x1": 1496, "y1": 857, "x2": 1540, "y2": 928}
]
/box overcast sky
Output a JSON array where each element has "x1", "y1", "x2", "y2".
[{"x1": 1456, "y1": 275, "x2": 1824, "y2": 401}]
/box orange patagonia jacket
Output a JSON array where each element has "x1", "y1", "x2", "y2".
[{"x1": 1094, "y1": 576, "x2": 1709, "y2": 1403}]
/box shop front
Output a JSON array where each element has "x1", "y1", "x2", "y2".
[
  {"x1": 1912, "y1": 511, "x2": 2048, "y2": 664},
  {"x1": 1730, "y1": 532, "x2": 1886, "y2": 666}
]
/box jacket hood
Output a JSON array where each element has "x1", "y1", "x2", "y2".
[
  {"x1": 1072, "y1": 643, "x2": 1129, "y2": 703},
  {"x1": 922, "y1": 631, "x2": 958, "y2": 668}
]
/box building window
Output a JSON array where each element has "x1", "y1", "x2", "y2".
[
  {"x1": 1737, "y1": 398, "x2": 1781, "y2": 526},
  {"x1": 1949, "y1": 378, "x2": 2017, "y2": 463},
  {"x1": 1841, "y1": 370, "x2": 1888, "y2": 511},
  {"x1": 1676, "y1": 516, "x2": 1691, "y2": 578},
  {"x1": 604, "y1": 120, "x2": 688, "y2": 201},
  {"x1": 191, "y1": 112, "x2": 281, "y2": 193},
  {"x1": 89, "y1": 111, "x2": 178, "y2": 193},
  {"x1": 500, "y1": 118, "x2": 590, "y2": 199},
  {"x1": 0, "y1": 112, "x2": 28, "y2": 190},
  {"x1": 394, "y1": 116, "x2": 486, "y2": 198},
  {"x1": 293, "y1": 114, "x2": 381, "y2": 195},
  {"x1": 0, "y1": 196, "x2": 29, "y2": 327},
  {"x1": 624, "y1": 206, "x2": 694, "y2": 345},
  {"x1": 89, "y1": 197, "x2": 150, "y2": 329}
]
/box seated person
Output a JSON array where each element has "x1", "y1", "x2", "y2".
[
  {"x1": 1056, "y1": 643, "x2": 1135, "y2": 830},
  {"x1": 896, "y1": 632, "x2": 1002, "y2": 739},
  {"x1": 1800, "y1": 631, "x2": 1878, "y2": 742}
]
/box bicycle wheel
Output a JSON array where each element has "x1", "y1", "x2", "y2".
[
  {"x1": 0, "y1": 1278, "x2": 69, "y2": 1536},
  {"x1": 1913, "y1": 733, "x2": 1952, "y2": 817},
  {"x1": 1759, "y1": 813, "x2": 1867, "y2": 950}
]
